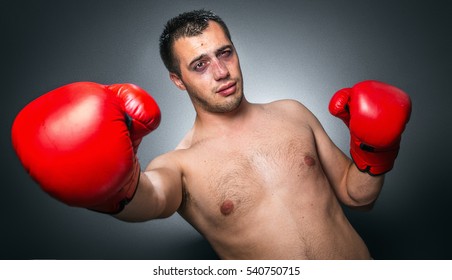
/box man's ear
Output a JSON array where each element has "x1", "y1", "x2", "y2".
[{"x1": 169, "y1": 73, "x2": 186, "y2": 91}]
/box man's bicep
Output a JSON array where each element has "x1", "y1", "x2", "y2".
[
  {"x1": 143, "y1": 168, "x2": 183, "y2": 218},
  {"x1": 310, "y1": 114, "x2": 352, "y2": 198}
]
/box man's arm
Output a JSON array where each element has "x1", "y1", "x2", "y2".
[
  {"x1": 310, "y1": 113, "x2": 384, "y2": 209},
  {"x1": 314, "y1": 80, "x2": 411, "y2": 209},
  {"x1": 341, "y1": 162, "x2": 384, "y2": 210},
  {"x1": 114, "y1": 153, "x2": 183, "y2": 222}
]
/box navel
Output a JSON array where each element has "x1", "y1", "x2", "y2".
[
  {"x1": 220, "y1": 199, "x2": 234, "y2": 216},
  {"x1": 304, "y1": 155, "x2": 316, "y2": 166}
]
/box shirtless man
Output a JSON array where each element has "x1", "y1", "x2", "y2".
[{"x1": 11, "y1": 10, "x2": 411, "y2": 259}]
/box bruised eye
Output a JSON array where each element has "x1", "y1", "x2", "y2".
[
  {"x1": 219, "y1": 49, "x2": 232, "y2": 58},
  {"x1": 193, "y1": 61, "x2": 208, "y2": 72}
]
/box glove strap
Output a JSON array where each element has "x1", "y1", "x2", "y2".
[{"x1": 350, "y1": 136, "x2": 400, "y2": 176}]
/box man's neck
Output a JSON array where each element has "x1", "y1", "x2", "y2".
[{"x1": 193, "y1": 98, "x2": 254, "y2": 138}]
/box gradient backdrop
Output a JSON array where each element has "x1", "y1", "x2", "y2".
[{"x1": 2, "y1": 0, "x2": 451, "y2": 259}]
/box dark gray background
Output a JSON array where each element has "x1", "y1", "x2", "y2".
[{"x1": 2, "y1": 0, "x2": 451, "y2": 259}]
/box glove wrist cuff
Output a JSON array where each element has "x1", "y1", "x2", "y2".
[
  {"x1": 89, "y1": 161, "x2": 141, "y2": 214},
  {"x1": 350, "y1": 137, "x2": 400, "y2": 176}
]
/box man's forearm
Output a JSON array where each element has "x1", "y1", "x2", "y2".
[
  {"x1": 345, "y1": 162, "x2": 385, "y2": 207},
  {"x1": 114, "y1": 171, "x2": 165, "y2": 222}
]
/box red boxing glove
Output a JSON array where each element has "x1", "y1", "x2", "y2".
[
  {"x1": 329, "y1": 80, "x2": 411, "y2": 175},
  {"x1": 11, "y1": 82, "x2": 161, "y2": 213}
]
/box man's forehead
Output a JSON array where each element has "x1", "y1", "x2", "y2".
[{"x1": 172, "y1": 21, "x2": 231, "y2": 60}]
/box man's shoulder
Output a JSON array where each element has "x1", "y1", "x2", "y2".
[
  {"x1": 263, "y1": 99, "x2": 310, "y2": 114},
  {"x1": 259, "y1": 99, "x2": 319, "y2": 129}
]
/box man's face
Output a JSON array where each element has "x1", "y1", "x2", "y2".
[{"x1": 170, "y1": 21, "x2": 244, "y2": 114}]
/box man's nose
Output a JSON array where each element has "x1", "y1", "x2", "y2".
[{"x1": 212, "y1": 59, "x2": 229, "y2": 80}]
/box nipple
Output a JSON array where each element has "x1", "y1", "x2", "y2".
[
  {"x1": 220, "y1": 200, "x2": 234, "y2": 216},
  {"x1": 304, "y1": 155, "x2": 316, "y2": 166}
]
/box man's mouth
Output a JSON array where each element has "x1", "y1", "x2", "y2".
[{"x1": 216, "y1": 81, "x2": 237, "y2": 97}]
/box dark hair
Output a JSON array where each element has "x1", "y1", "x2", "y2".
[{"x1": 159, "y1": 9, "x2": 232, "y2": 76}]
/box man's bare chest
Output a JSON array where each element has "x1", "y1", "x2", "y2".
[{"x1": 178, "y1": 124, "x2": 323, "y2": 223}]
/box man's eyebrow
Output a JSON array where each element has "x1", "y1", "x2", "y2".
[{"x1": 216, "y1": 44, "x2": 233, "y2": 54}]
